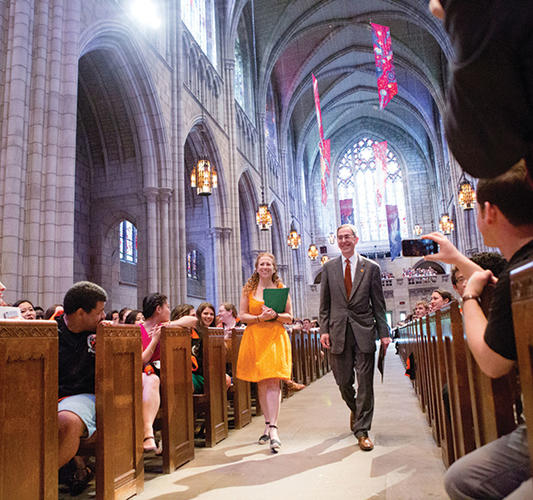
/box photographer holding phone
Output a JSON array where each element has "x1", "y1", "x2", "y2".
[{"x1": 422, "y1": 162, "x2": 533, "y2": 499}]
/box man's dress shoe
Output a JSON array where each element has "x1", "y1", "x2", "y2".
[{"x1": 357, "y1": 435, "x2": 374, "y2": 451}]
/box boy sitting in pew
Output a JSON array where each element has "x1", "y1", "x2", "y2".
[
  {"x1": 57, "y1": 281, "x2": 107, "y2": 494},
  {"x1": 423, "y1": 161, "x2": 533, "y2": 499}
]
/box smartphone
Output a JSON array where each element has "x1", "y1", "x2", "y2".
[{"x1": 401, "y1": 239, "x2": 439, "y2": 257}]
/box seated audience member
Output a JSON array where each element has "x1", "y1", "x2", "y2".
[
  {"x1": 429, "y1": 289, "x2": 453, "y2": 311},
  {"x1": 0, "y1": 281, "x2": 6, "y2": 306},
  {"x1": 450, "y1": 266, "x2": 467, "y2": 298},
  {"x1": 190, "y1": 302, "x2": 232, "y2": 393},
  {"x1": 118, "y1": 307, "x2": 131, "y2": 324},
  {"x1": 217, "y1": 302, "x2": 243, "y2": 337},
  {"x1": 45, "y1": 303, "x2": 64, "y2": 320},
  {"x1": 125, "y1": 309, "x2": 144, "y2": 325},
  {"x1": 34, "y1": 306, "x2": 45, "y2": 319},
  {"x1": 423, "y1": 162, "x2": 533, "y2": 499},
  {"x1": 57, "y1": 281, "x2": 107, "y2": 494},
  {"x1": 413, "y1": 300, "x2": 429, "y2": 318},
  {"x1": 105, "y1": 310, "x2": 119, "y2": 324},
  {"x1": 13, "y1": 299, "x2": 37, "y2": 320},
  {"x1": 140, "y1": 294, "x2": 196, "y2": 452},
  {"x1": 171, "y1": 303, "x2": 195, "y2": 321}
]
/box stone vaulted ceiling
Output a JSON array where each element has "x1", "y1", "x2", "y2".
[{"x1": 238, "y1": 0, "x2": 451, "y2": 178}]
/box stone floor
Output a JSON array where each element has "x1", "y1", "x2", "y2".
[{"x1": 62, "y1": 346, "x2": 447, "y2": 499}]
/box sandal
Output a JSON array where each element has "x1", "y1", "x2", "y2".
[
  {"x1": 269, "y1": 424, "x2": 281, "y2": 453},
  {"x1": 69, "y1": 466, "x2": 94, "y2": 496},
  {"x1": 143, "y1": 436, "x2": 157, "y2": 452},
  {"x1": 258, "y1": 421, "x2": 270, "y2": 445}
]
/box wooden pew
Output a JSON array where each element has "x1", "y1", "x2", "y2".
[
  {"x1": 440, "y1": 303, "x2": 476, "y2": 460},
  {"x1": 194, "y1": 328, "x2": 228, "y2": 447},
  {"x1": 300, "y1": 329, "x2": 311, "y2": 385},
  {"x1": 0, "y1": 320, "x2": 58, "y2": 500},
  {"x1": 511, "y1": 260, "x2": 533, "y2": 475},
  {"x1": 290, "y1": 329, "x2": 304, "y2": 385},
  {"x1": 229, "y1": 328, "x2": 252, "y2": 429},
  {"x1": 159, "y1": 325, "x2": 194, "y2": 473},
  {"x1": 305, "y1": 330, "x2": 317, "y2": 382},
  {"x1": 95, "y1": 323, "x2": 144, "y2": 499},
  {"x1": 429, "y1": 311, "x2": 455, "y2": 466},
  {"x1": 423, "y1": 314, "x2": 441, "y2": 445}
]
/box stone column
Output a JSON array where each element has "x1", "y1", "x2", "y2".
[
  {"x1": 159, "y1": 187, "x2": 172, "y2": 296},
  {"x1": 223, "y1": 57, "x2": 243, "y2": 306},
  {"x1": 169, "y1": 0, "x2": 187, "y2": 303},
  {"x1": 144, "y1": 187, "x2": 159, "y2": 292},
  {"x1": 209, "y1": 226, "x2": 225, "y2": 305}
]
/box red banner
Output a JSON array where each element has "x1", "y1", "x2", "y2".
[
  {"x1": 371, "y1": 23, "x2": 398, "y2": 109},
  {"x1": 313, "y1": 74, "x2": 331, "y2": 205},
  {"x1": 372, "y1": 141, "x2": 388, "y2": 206}
]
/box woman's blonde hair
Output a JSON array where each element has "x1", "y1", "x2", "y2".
[{"x1": 243, "y1": 252, "x2": 283, "y2": 295}]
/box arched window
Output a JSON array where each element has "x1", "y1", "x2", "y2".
[
  {"x1": 234, "y1": 37, "x2": 245, "y2": 107},
  {"x1": 337, "y1": 137, "x2": 407, "y2": 242},
  {"x1": 264, "y1": 82, "x2": 278, "y2": 154},
  {"x1": 186, "y1": 248, "x2": 206, "y2": 298},
  {"x1": 181, "y1": 0, "x2": 217, "y2": 67},
  {"x1": 119, "y1": 220, "x2": 137, "y2": 264}
]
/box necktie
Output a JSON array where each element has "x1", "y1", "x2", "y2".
[{"x1": 344, "y1": 259, "x2": 352, "y2": 297}]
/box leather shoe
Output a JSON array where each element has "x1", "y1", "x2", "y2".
[
  {"x1": 349, "y1": 411, "x2": 355, "y2": 431},
  {"x1": 357, "y1": 434, "x2": 374, "y2": 451}
]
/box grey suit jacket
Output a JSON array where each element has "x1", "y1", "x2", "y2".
[{"x1": 319, "y1": 254, "x2": 390, "y2": 355}]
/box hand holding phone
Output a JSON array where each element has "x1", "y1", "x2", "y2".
[{"x1": 401, "y1": 239, "x2": 439, "y2": 257}]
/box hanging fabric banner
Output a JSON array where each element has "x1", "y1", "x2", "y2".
[
  {"x1": 386, "y1": 205, "x2": 402, "y2": 260},
  {"x1": 339, "y1": 199, "x2": 354, "y2": 225},
  {"x1": 313, "y1": 73, "x2": 331, "y2": 205},
  {"x1": 371, "y1": 23, "x2": 398, "y2": 109},
  {"x1": 372, "y1": 140, "x2": 388, "y2": 206}
]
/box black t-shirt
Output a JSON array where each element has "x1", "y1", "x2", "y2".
[
  {"x1": 441, "y1": 0, "x2": 533, "y2": 178},
  {"x1": 57, "y1": 315, "x2": 96, "y2": 399},
  {"x1": 484, "y1": 239, "x2": 533, "y2": 360}
]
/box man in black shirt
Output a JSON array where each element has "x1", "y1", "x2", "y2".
[
  {"x1": 424, "y1": 162, "x2": 533, "y2": 498},
  {"x1": 58, "y1": 281, "x2": 107, "y2": 469}
]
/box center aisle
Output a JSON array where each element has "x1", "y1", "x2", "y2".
[{"x1": 140, "y1": 347, "x2": 447, "y2": 499}]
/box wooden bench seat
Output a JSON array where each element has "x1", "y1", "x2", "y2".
[
  {"x1": 511, "y1": 260, "x2": 533, "y2": 475},
  {"x1": 0, "y1": 320, "x2": 58, "y2": 500}
]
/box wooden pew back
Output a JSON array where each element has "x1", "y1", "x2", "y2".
[
  {"x1": 230, "y1": 328, "x2": 252, "y2": 428},
  {"x1": 159, "y1": 325, "x2": 194, "y2": 472},
  {"x1": 194, "y1": 328, "x2": 228, "y2": 447},
  {"x1": 95, "y1": 324, "x2": 143, "y2": 499},
  {"x1": 440, "y1": 303, "x2": 475, "y2": 460},
  {"x1": 511, "y1": 260, "x2": 533, "y2": 475},
  {"x1": 0, "y1": 320, "x2": 58, "y2": 500}
]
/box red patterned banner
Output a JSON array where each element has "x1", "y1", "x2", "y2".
[
  {"x1": 372, "y1": 140, "x2": 388, "y2": 206},
  {"x1": 312, "y1": 73, "x2": 324, "y2": 142},
  {"x1": 339, "y1": 198, "x2": 354, "y2": 225},
  {"x1": 313, "y1": 74, "x2": 331, "y2": 205},
  {"x1": 371, "y1": 23, "x2": 398, "y2": 109}
]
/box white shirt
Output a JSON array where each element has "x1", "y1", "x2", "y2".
[{"x1": 342, "y1": 253, "x2": 358, "y2": 284}]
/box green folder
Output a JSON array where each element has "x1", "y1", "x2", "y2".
[{"x1": 263, "y1": 287, "x2": 289, "y2": 313}]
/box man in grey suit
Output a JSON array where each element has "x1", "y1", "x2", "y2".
[{"x1": 319, "y1": 224, "x2": 391, "y2": 451}]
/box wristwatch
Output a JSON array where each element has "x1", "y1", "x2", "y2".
[{"x1": 461, "y1": 293, "x2": 480, "y2": 305}]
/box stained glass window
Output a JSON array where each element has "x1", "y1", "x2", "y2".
[
  {"x1": 337, "y1": 137, "x2": 407, "y2": 242},
  {"x1": 264, "y1": 83, "x2": 278, "y2": 153},
  {"x1": 234, "y1": 38, "x2": 245, "y2": 107},
  {"x1": 181, "y1": 0, "x2": 217, "y2": 66},
  {"x1": 119, "y1": 220, "x2": 138, "y2": 264},
  {"x1": 187, "y1": 250, "x2": 198, "y2": 280}
]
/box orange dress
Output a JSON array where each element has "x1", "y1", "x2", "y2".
[{"x1": 236, "y1": 294, "x2": 292, "y2": 382}]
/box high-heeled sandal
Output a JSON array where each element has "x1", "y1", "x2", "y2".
[
  {"x1": 258, "y1": 421, "x2": 270, "y2": 445},
  {"x1": 143, "y1": 436, "x2": 157, "y2": 452},
  {"x1": 269, "y1": 424, "x2": 281, "y2": 453}
]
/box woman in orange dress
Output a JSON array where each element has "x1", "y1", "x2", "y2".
[{"x1": 236, "y1": 252, "x2": 292, "y2": 453}]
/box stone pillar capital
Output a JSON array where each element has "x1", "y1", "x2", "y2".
[
  {"x1": 143, "y1": 187, "x2": 159, "y2": 203},
  {"x1": 158, "y1": 187, "x2": 173, "y2": 201}
]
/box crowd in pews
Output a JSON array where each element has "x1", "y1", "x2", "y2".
[
  {"x1": 1, "y1": 273, "x2": 328, "y2": 497},
  {"x1": 397, "y1": 162, "x2": 533, "y2": 498}
]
